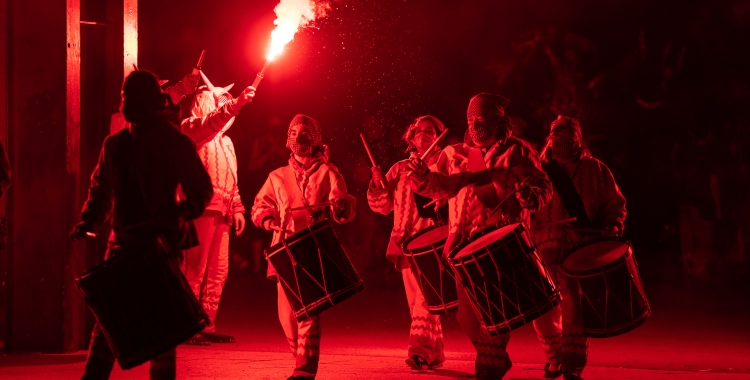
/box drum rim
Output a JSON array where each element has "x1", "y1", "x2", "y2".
[
  {"x1": 402, "y1": 224, "x2": 450, "y2": 255},
  {"x1": 447, "y1": 221, "x2": 522, "y2": 260},
  {"x1": 562, "y1": 237, "x2": 632, "y2": 273},
  {"x1": 265, "y1": 219, "x2": 332, "y2": 258}
]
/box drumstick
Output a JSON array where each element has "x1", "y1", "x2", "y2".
[
  {"x1": 569, "y1": 227, "x2": 603, "y2": 235},
  {"x1": 289, "y1": 202, "x2": 334, "y2": 212},
  {"x1": 360, "y1": 133, "x2": 386, "y2": 189},
  {"x1": 407, "y1": 129, "x2": 449, "y2": 177},
  {"x1": 489, "y1": 189, "x2": 517, "y2": 217},
  {"x1": 422, "y1": 196, "x2": 447, "y2": 209},
  {"x1": 539, "y1": 217, "x2": 577, "y2": 227}
]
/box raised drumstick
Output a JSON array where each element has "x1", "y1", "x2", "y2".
[
  {"x1": 360, "y1": 134, "x2": 386, "y2": 189},
  {"x1": 539, "y1": 217, "x2": 578, "y2": 227},
  {"x1": 422, "y1": 196, "x2": 447, "y2": 209},
  {"x1": 289, "y1": 202, "x2": 334, "y2": 212},
  {"x1": 407, "y1": 129, "x2": 449, "y2": 177}
]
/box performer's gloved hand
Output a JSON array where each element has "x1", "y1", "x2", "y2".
[
  {"x1": 262, "y1": 217, "x2": 278, "y2": 232},
  {"x1": 603, "y1": 225, "x2": 621, "y2": 237},
  {"x1": 331, "y1": 198, "x2": 348, "y2": 215},
  {"x1": 236, "y1": 86, "x2": 256, "y2": 107},
  {"x1": 515, "y1": 180, "x2": 534, "y2": 208},
  {"x1": 183, "y1": 73, "x2": 200, "y2": 94},
  {"x1": 406, "y1": 158, "x2": 428, "y2": 177},
  {"x1": 70, "y1": 221, "x2": 93, "y2": 241},
  {"x1": 233, "y1": 213, "x2": 246, "y2": 236},
  {"x1": 370, "y1": 166, "x2": 387, "y2": 190}
]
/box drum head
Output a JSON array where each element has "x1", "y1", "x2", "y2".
[
  {"x1": 563, "y1": 239, "x2": 629, "y2": 271},
  {"x1": 406, "y1": 225, "x2": 450, "y2": 250},
  {"x1": 454, "y1": 223, "x2": 519, "y2": 259}
]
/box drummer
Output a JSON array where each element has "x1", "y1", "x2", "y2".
[
  {"x1": 408, "y1": 93, "x2": 552, "y2": 380},
  {"x1": 368, "y1": 115, "x2": 448, "y2": 371},
  {"x1": 71, "y1": 70, "x2": 214, "y2": 379},
  {"x1": 251, "y1": 114, "x2": 356, "y2": 380},
  {"x1": 531, "y1": 116, "x2": 627, "y2": 380}
]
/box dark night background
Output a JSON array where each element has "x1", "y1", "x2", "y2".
[{"x1": 134, "y1": 0, "x2": 750, "y2": 286}]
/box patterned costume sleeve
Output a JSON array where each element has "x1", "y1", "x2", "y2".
[
  {"x1": 516, "y1": 145, "x2": 553, "y2": 212},
  {"x1": 411, "y1": 149, "x2": 463, "y2": 199},
  {"x1": 173, "y1": 135, "x2": 214, "y2": 221},
  {"x1": 326, "y1": 163, "x2": 356, "y2": 224},
  {"x1": 366, "y1": 163, "x2": 399, "y2": 215},
  {"x1": 79, "y1": 137, "x2": 115, "y2": 227},
  {"x1": 598, "y1": 161, "x2": 627, "y2": 230},
  {"x1": 251, "y1": 176, "x2": 279, "y2": 228},
  {"x1": 180, "y1": 100, "x2": 241, "y2": 147},
  {"x1": 230, "y1": 188, "x2": 246, "y2": 215}
]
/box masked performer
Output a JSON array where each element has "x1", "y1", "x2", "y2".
[
  {"x1": 367, "y1": 115, "x2": 447, "y2": 370},
  {"x1": 71, "y1": 70, "x2": 213, "y2": 380},
  {"x1": 179, "y1": 73, "x2": 256, "y2": 345},
  {"x1": 408, "y1": 93, "x2": 552, "y2": 380},
  {"x1": 251, "y1": 115, "x2": 356, "y2": 380},
  {"x1": 531, "y1": 116, "x2": 627, "y2": 380}
]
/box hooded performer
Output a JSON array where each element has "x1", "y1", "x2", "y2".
[
  {"x1": 531, "y1": 116, "x2": 627, "y2": 380},
  {"x1": 110, "y1": 70, "x2": 200, "y2": 135},
  {"x1": 408, "y1": 93, "x2": 553, "y2": 380},
  {"x1": 367, "y1": 115, "x2": 447, "y2": 370},
  {"x1": 179, "y1": 73, "x2": 256, "y2": 345},
  {"x1": 251, "y1": 114, "x2": 356, "y2": 380},
  {"x1": 72, "y1": 70, "x2": 213, "y2": 380}
]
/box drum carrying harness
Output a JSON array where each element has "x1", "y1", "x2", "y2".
[{"x1": 541, "y1": 159, "x2": 594, "y2": 230}]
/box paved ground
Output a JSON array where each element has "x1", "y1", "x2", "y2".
[{"x1": 2, "y1": 268, "x2": 749, "y2": 379}]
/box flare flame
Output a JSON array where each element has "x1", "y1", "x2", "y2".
[{"x1": 266, "y1": 0, "x2": 328, "y2": 61}]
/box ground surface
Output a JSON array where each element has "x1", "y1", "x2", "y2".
[{"x1": 2, "y1": 267, "x2": 749, "y2": 379}]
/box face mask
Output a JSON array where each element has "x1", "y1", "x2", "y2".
[
  {"x1": 468, "y1": 120, "x2": 498, "y2": 146},
  {"x1": 551, "y1": 140, "x2": 581, "y2": 160},
  {"x1": 287, "y1": 134, "x2": 314, "y2": 157},
  {"x1": 413, "y1": 132, "x2": 434, "y2": 150}
]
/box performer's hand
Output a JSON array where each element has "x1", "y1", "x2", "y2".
[
  {"x1": 407, "y1": 158, "x2": 428, "y2": 177},
  {"x1": 69, "y1": 221, "x2": 93, "y2": 241},
  {"x1": 331, "y1": 198, "x2": 347, "y2": 215},
  {"x1": 515, "y1": 179, "x2": 533, "y2": 206},
  {"x1": 233, "y1": 213, "x2": 246, "y2": 236},
  {"x1": 371, "y1": 167, "x2": 386, "y2": 189},
  {"x1": 603, "y1": 225, "x2": 621, "y2": 237},
  {"x1": 236, "y1": 86, "x2": 256, "y2": 107},
  {"x1": 184, "y1": 73, "x2": 200, "y2": 93},
  {"x1": 262, "y1": 218, "x2": 278, "y2": 231}
]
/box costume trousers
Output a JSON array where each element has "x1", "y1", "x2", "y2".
[
  {"x1": 80, "y1": 323, "x2": 176, "y2": 380},
  {"x1": 277, "y1": 281, "x2": 321, "y2": 379},
  {"x1": 533, "y1": 265, "x2": 589, "y2": 378},
  {"x1": 456, "y1": 278, "x2": 512, "y2": 380},
  {"x1": 402, "y1": 267, "x2": 445, "y2": 366},
  {"x1": 182, "y1": 211, "x2": 230, "y2": 333},
  {"x1": 679, "y1": 205, "x2": 716, "y2": 279}
]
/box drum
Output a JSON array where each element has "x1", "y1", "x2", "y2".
[
  {"x1": 449, "y1": 222, "x2": 560, "y2": 336},
  {"x1": 76, "y1": 241, "x2": 209, "y2": 370},
  {"x1": 266, "y1": 220, "x2": 365, "y2": 322},
  {"x1": 562, "y1": 238, "x2": 651, "y2": 338},
  {"x1": 402, "y1": 224, "x2": 458, "y2": 314}
]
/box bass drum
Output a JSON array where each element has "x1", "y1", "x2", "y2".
[
  {"x1": 562, "y1": 238, "x2": 651, "y2": 338},
  {"x1": 266, "y1": 220, "x2": 365, "y2": 322},
  {"x1": 402, "y1": 224, "x2": 458, "y2": 314}
]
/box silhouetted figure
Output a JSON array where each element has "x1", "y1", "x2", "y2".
[{"x1": 71, "y1": 70, "x2": 213, "y2": 380}]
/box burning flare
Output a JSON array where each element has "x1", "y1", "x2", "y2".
[{"x1": 267, "y1": 0, "x2": 328, "y2": 61}]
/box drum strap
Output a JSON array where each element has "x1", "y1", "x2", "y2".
[{"x1": 542, "y1": 159, "x2": 593, "y2": 229}]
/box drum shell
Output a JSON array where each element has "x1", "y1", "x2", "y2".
[
  {"x1": 402, "y1": 225, "x2": 458, "y2": 314},
  {"x1": 75, "y1": 243, "x2": 209, "y2": 370},
  {"x1": 266, "y1": 221, "x2": 365, "y2": 322},
  {"x1": 562, "y1": 238, "x2": 651, "y2": 338},
  {"x1": 449, "y1": 223, "x2": 560, "y2": 336}
]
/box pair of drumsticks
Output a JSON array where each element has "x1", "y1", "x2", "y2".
[{"x1": 359, "y1": 129, "x2": 450, "y2": 189}]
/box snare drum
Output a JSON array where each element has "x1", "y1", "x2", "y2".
[
  {"x1": 402, "y1": 224, "x2": 458, "y2": 314},
  {"x1": 449, "y1": 222, "x2": 560, "y2": 335},
  {"x1": 562, "y1": 238, "x2": 651, "y2": 338},
  {"x1": 266, "y1": 220, "x2": 365, "y2": 322},
  {"x1": 76, "y1": 241, "x2": 209, "y2": 370}
]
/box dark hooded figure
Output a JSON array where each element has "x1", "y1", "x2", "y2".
[{"x1": 71, "y1": 70, "x2": 213, "y2": 380}]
